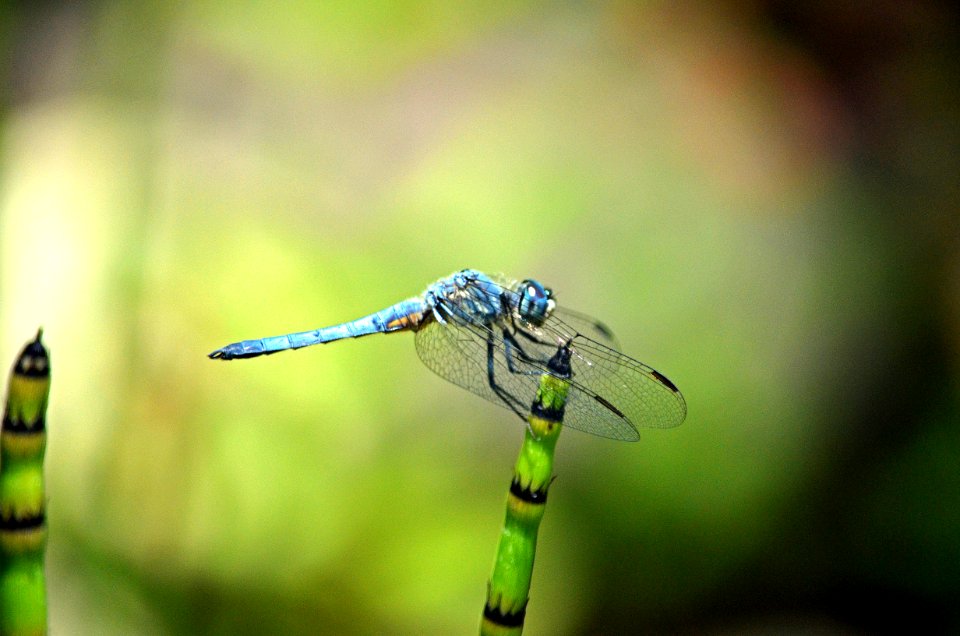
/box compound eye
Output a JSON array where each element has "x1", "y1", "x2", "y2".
[{"x1": 517, "y1": 279, "x2": 551, "y2": 325}]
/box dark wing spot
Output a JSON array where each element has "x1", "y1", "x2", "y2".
[
  {"x1": 594, "y1": 394, "x2": 625, "y2": 418},
  {"x1": 592, "y1": 320, "x2": 615, "y2": 340},
  {"x1": 651, "y1": 370, "x2": 679, "y2": 392}
]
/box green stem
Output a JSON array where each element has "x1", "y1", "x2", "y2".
[
  {"x1": 1, "y1": 330, "x2": 50, "y2": 636},
  {"x1": 481, "y1": 344, "x2": 572, "y2": 636}
]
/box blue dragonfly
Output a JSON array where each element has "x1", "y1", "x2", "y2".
[{"x1": 209, "y1": 269, "x2": 685, "y2": 441}]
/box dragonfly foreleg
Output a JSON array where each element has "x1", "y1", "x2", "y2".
[
  {"x1": 501, "y1": 329, "x2": 552, "y2": 370},
  {"x1": 513, "y1": 326, "x2": 555, "y2": 347}
]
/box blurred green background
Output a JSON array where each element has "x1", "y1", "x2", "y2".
[{"x1": 1, "y1": 2, "x2": 958, "y2": 633}]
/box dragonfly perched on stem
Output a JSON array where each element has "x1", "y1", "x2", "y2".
[{"x1": 209, "y1": 269, "x2": 686, "y2": 440}]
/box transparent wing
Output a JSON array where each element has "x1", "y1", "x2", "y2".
[
  {"x1": 540, "y1": 307, "x2": 686, "y2": 431},
  {"x1": 414, "y1": 315, "x2": 546, "y2": 421},
  {"x1": 558, "y1": 333, "x2": 687, "y2": 433},
  {"x1": 413, "y1": 275, "x2": 685, "y2": 441},
  {"x1": 546, "y1": 306, "x2": 620, "y2": 349},
  {"x1": 514, "y1": 319, "x2": 685, "y2": 439}
]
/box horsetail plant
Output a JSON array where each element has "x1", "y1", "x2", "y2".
[
  {"x1": 481, "y1": 342, "x2": 572, "y2": 636},
  {"x1": 0, "y1": 330, "x2": 50, "y2": 636}
]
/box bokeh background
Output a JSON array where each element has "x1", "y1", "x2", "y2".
[{"x1": 1, "y1": 2, "x2": 958, "y2": 634}]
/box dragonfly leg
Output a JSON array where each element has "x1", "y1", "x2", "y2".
[
  {"x1": 485, "y1": 331, "x2": 527, "y2": 421},
  {"x1": 502, "y1": 332, "x2": 576, "y2": 440},
  {"x1": 424, "y1": 292, "x2": 449, "y2": 325},
  {"x1": 514, "y1": 326, "x2": 554, "y2": 347},
  {"x1": 502, "y1": 329, "x2": 552, "y2": 369},
  {"x1": 499, "y1": 330, "x2": 558, "y2": 439}
]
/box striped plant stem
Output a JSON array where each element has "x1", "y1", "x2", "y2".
[
  {"x1": 481, "y1": 343, "x2": 572, "y2": 636},
  {"x1": 0, "y1": 331, "x2": 50, "y2": 636}
]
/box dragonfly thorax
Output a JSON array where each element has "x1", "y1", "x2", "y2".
[{"x1": 515, "y1": 279, "x2": 555, "y2": 327}]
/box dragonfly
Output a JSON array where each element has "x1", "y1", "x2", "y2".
[{"x1": 209, "y1": 269, "x2": 686, "y2": 441}]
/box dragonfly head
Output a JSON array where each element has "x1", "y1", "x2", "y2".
[{"x1": 516, "y1": 279, "x2": 555, "y2": 326}]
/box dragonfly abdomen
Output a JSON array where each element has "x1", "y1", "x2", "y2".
[{"x1": 209, "y1": 298, "x2": 427, "y2": 360}]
